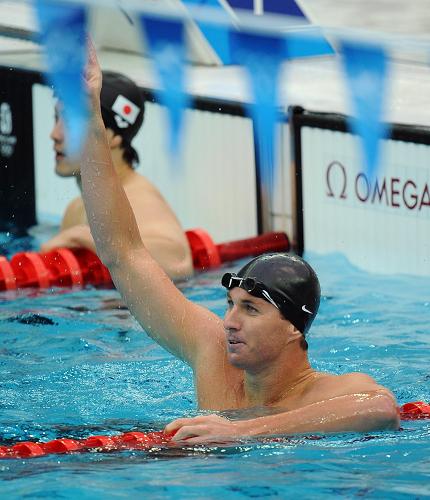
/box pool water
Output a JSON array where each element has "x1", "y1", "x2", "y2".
[{"x1": 0, "y1": 231, "x2": 429, "y2": 499}]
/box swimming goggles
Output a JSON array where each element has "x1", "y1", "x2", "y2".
[{"x1": 221, "y1": 272, "x2": 280, "y2": 311}]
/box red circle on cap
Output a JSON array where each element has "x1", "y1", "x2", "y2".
[{"x1": 123, "y1": 105, "x2": 131, "y2": 115}]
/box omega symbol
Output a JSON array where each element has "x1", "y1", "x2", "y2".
[{"x1": 326, "y1": 161, "x2": 347, "y2": 199}]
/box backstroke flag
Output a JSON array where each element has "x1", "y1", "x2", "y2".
[
  {"x1": 341, "y1": 41, "x2": 389, "y2": 179},
  {"x1": 34, "y1": 0, "x2": 88, "y2": 157},
  {"x1": 139, "y1": 15, "x2": 189, "y2": 159},
  {"x1": 285, "y1": 28, "x2": 334, "y2": 59},
  {"x1": 182, "y1": 0, "x2": 232, "y2": 64},
  {"x1": 230, "y1": 31, "x2": 285, "y2": 198}
]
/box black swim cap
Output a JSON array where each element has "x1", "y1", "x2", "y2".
[
  {"x1": 222, "y1": 253, "x2": 320, "y2": 335},
  {"x1": 100, "y1": 71, "x2": 145, "y2": 163}
]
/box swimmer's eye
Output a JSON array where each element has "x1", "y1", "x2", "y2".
[
  {"x1": 226, "y1": 298, "x2": 234, "y2": 309},
  {"x1": 245, "y1": 303, "x2": 258, "y2": 314}
]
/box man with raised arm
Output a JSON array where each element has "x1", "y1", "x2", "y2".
[
  {"x1": 79, "y1": 45, "x2": 399, "y2": 443},
  {"x1": 41, "y1": 70, "x2": 193, "y2": 280}
]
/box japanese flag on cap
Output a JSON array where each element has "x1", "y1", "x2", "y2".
[{"x1": 111, "y1": 94, "x2": 140, "y2": 129}]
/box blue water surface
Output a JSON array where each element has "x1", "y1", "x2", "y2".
[{"x1": 0, "y1": 230, "x2": 429, "y2": 499}]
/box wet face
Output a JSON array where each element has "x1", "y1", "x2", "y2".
[
  {"x1": 50, "y1": 104, "x2": 81, "y2": 178},
  {"x1": 223, "y1": 287, "x2": 293, "y2": 373}
]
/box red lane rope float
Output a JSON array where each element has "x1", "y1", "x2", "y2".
[
  {"x1": 186, "y1": 228, "x2": 221, "y2": 269},
  {"x1": 0, "y1": 431, "x2": 174, "y2": 459},
  {"x1": 70, "y1": 248, "x2": 112, "y2": 286},
  {"x1": 1, "y1": 402, "x2": 429, "y2": 460},
  {"x1": 10, "y1": 252, "x2": 51, "y2": 289},
  {"x1": 0, "y1": 256, "x2": 16, "y2": 290},
  {"x1": 0, "y1": 229, "x2": 290, "y2": 291},
  {"x1": 41, "y1": 248, "x2": 83, "y2": 287},
  {"x1": 399, "y1": 401, "x2": 430, "y2": 420}
]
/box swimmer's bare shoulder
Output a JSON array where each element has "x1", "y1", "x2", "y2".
[
  {"x1": 123, "y1": 172, "x2": 186, "y2": 234},
  {"x1": 304, "y1": 371, "x2": 397, "y2": 406}
]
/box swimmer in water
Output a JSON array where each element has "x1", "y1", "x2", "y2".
[
  {"x1": 42, "y1": 70, "x2": 193, "y2": 280},
  {"x1": 78, "y1": 43, "x2": 399, "y2": 443}
]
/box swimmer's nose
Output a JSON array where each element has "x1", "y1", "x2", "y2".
[
  {"x1": 50, "y1": 117, "x2": 64, "y2": 144},
  {"x1": 223, "y1": 306, "x2": 240, "y2": 332}
]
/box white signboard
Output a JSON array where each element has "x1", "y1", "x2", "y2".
[{"x1": 301, "y1": 126, "x2": 430, "y2": 276}]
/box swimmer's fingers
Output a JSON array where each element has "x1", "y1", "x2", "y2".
[
  {"x1": 86, "y1": 36, "x2": 98, "y2": 66},
  {"x1": 84, "y1": 36, "x2": 102, "y2": 100},
  {"x1": 169, "y1": 424, "x2": 211, "y2": 442},
  {"x1": 172, "y1": 425, "x2": 240, "y2": 445},
  {"x1": 165, "y1": 415, "x2": 241, "y2": 444},
  {"x1": 164, "y1": 415, "x2": 216, "y2": 435}
]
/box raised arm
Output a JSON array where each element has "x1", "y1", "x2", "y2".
[{"x1": 78, "y1": 42, "x2": 222, "y2": 364}]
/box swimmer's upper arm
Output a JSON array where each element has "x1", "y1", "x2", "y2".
[
  {"x1": 234, "y1": 374, "x2": 400, "y2": 437},
  {"x1": 107, "y1": 245, "x2": 223, "y2": 366}
]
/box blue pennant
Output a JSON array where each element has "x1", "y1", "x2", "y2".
[
  {"x1": 230, "y1": 31, "x2": 286, "y2": 199},
  {"x1": 34, "y1": 0, "x2": 88, "y2": 157},
  {"x1": 182, "y1": 0, "x2": 232, "y2": 64},
  {"x1": 139, "y1": 15, "x2": 189, "y2": 159},
  {"x1": 285, "y1": 28, "x2": 334, "y2": 58},
  {"x1": 341, "y1": 42, "x2": 389, "y2": 180}
]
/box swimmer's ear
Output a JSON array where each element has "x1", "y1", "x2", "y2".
[
  {"x1": 286, "y1": 324, "x2": 303, "y2": 345},
  {"x1": 106, "y1": 129, "x2": 122, "y2": 149}
]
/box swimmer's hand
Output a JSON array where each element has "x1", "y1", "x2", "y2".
[
  {"x1": 165, "y1": 415, "x2": 244, "y2": 445},
  {"x1": 85, "y1": 38, "x2": 102, "y2": 104}
]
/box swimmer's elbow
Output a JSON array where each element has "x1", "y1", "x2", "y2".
[
  {"x1": 369, "y1": 390, "x2": 400, "y2": 430},
  {"x1": 164, "y1": 256, "x2": 194, "y2": 280}
]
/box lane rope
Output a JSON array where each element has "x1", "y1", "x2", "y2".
[
  {"x1": 1, "y1": 401, "x2": 429, "y2": 459},
  {"x1": 0, "y1": 229, "x2": 290, "y2": 291}
]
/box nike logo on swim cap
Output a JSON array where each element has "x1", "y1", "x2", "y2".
[{"x1": 302, "y1": 305, "x2": 313, "y2": 314}]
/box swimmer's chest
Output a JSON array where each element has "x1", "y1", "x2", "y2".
[{"x1": 195, "y1": 370, "x2": 334, "y2": 411}]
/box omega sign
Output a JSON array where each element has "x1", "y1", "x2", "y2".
[
  {"x1": 326, "y1": 161, "x2": 430, "y2": 212},
  {"x1": 0, "y1": 102, "x2": 17, "y2": 158}
]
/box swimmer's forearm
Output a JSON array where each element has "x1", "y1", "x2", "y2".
[
  {"x1": 40, "y1": 225, "x2": 96, "y2": 253},
  {"x1": 239, "y1": 392, "x2": 400, "y2": 436},
  {"x1": 81, "y1": 113, "x2": 142, "y2": 265},
  {"x1": 165, "y1": 392, "x2": 400, "y2": 443},
  {"x1": 79, "y1": 42, "x2": 143, "y2": 266}
]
